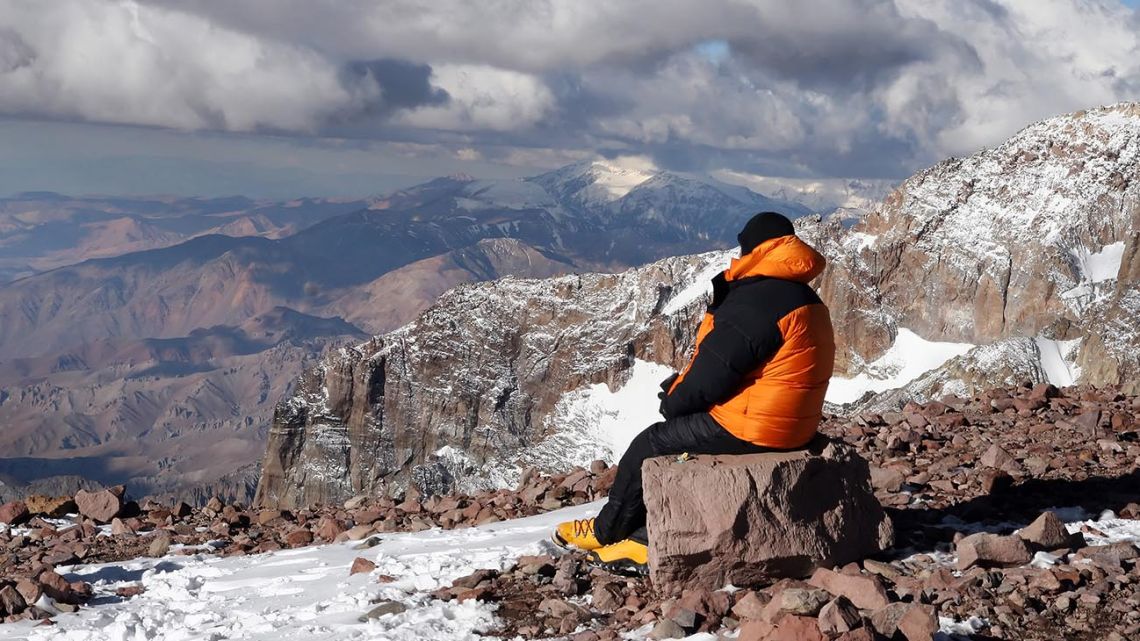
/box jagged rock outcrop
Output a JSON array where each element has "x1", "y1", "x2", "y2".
[
  {"x1": 254, "y1": 254, "x2": 720, "y2": 508},
  {"x1": 809, "y1": 103, "x2": 1140, "y2": 385},
  {"x1": 642, "y1": 441, "x2": 893, "y2": 595}
]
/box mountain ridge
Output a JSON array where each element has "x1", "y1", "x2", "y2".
[{"x1": 254, "y1": 102, "x2": 1140, "y2": 508}]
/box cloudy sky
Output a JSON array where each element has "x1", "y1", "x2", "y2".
[{"x1": 1, "y1": 0, "x2": 1139, "y2": 197}]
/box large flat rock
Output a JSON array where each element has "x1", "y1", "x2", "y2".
[{"x1": 643, "y1": 440, "x2": 893, "y2": 594}]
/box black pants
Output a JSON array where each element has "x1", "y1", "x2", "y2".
[{"x1": 593, "y1": 412, "x2": 771, "y2": 545}]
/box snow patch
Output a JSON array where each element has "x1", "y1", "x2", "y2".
[
  {"x1": 1061, "y1": 241, "x2": 1127, "y2": 312},
  {"x1": 826, "y1": 329, "x2": 975, "y2": 405},
  {"x1": 1034, "y1": 336, "x2": 1083, "y2": 387},
  {"x1": 939, "y1": 616, "x2": 988, "y2": 638},
  {"x1": 1066, "y1": 514, "x2": 1140, "y2": 547},
  {"x1": 2, "y1": 503, "x2": 599, "y2": 641},
  {"x1": 1072, "y1": 241, "x2": 1125, "y2": 284},
  {"x1": 662, "y1": 253, "x2": 732, "y2": 315},
  {"x1": 540, "y1": 359, "x2": 676, "y2": 465},
  {"x1": 589, "y1": 161, "x2": 656, "y2": 200},
  {"x1": 846, "y1": 231, "x2": 878, "y2": 252}
]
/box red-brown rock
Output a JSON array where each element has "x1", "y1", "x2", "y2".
[
  {"x1": 808, "y1": 568, "x2": 891, "y2": 610},
  {"x1": 732, "y1": 590, "x2": 770, "y2": 620},
  {"x1": 74, "y1": 489, "x2": 123, "y2": 523},
  {"x1": 643, "y1": 443, "x2": 893, "y2": 594},
  {"x1": 349, "y1": 557, "x2": 376, "y2": 576},
  {"x1": 897, "y1": 604, "x2": 938, "y2": 641},
  {"x1": 0, "y1": 501, "x2": 29, "y2": 526},
  {"x1": 1017, "y1": 511, "x2": 1071, "y2": 550},
  {"x1": 766, "y1": 614, "x2": 827, "y2": 641},
  {"x1": 285, "y1": 529, "x2": 314, "y2": 548},
  {"x1": 955, "y1": 533, "x2": 1033, "y2": 570},
  {"x1": 817, "y1": 596, "x2": 861, "y2": 636},
  {"x1": 836, "y1": 629, "x2": 877, "y2": 641},
  {"x1": 735, "y1": 619, "x2": 776, "y2": 641},
  {"x1": 979, "y1": 444, "x2": 1020, "y2": 473},
  {"x1": 0, "y1": 585, "x2": 27, "y2": 616},
  {"x1": 15, "y1": 579, "x2": 42, "y2": 605}
]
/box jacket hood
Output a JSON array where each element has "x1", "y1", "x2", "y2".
[{"x1": 724, "y1": 234, "x2": 826, "y2": 283}]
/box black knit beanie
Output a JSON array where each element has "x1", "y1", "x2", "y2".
[{"x1": 737, "y1": 211, "x2": 795, "y2": 254}]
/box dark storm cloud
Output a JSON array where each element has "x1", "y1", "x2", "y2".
[{"x1": 341, "y1": 59, "x2": 449, "y2": 115}]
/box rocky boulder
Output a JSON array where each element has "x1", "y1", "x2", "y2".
[
  {"x1": 23, "y1": 495, "x2": 78, "y2": 518},
  {"x1": 643, "y1": 440, "x2": 894, "y2": 594},
  {"x1": 0, "y1": 501, "x2": 30, "y2": 526},
  {"x1": 74, "y1": 487, "x2": 125, "y2": 524},
  {"x1": 955, "y1": 533, "x2": 1033, "y2": 570}
]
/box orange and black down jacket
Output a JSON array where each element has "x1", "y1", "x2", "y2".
[{"x1": 661, "y1": 234, "x2": 836, "y2": 449}]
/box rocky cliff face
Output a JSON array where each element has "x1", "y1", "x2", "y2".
[
  {"x1": 812, "y1": 103, "x2": 1140, "y2": 379},
  {"x1": 257, "y1": 103, "x2": 1140, "y2": 508},
  {"x1": 254, "y1": 254, "x2": 720, "y2": 508}
]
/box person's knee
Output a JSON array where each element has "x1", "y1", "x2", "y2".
[{"x1": 622, "y1": 424, "x2": 661, "y2": 463}]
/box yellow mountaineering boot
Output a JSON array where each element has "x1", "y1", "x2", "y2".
[
  {"x1": 587, "y1": 539, "x2": 649, "y2": 576},
  {"x1": 553, "y1": 518, "x2": 601, "y2": 551}
]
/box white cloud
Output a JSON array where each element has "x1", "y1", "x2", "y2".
[
  {"x1": 894, "y1": 0, "x2": 1140, "y2": 157},
  {"x1": 0, "y1": 0, "x2": 368, "y2": 132},
  {"x1": 396, "y1": 65, "x2": 555, "y2": 131}
]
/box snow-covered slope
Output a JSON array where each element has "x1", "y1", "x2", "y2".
[
  {"x1": 3, "y1": 503, "x2": 1138, "y2": 640},
  {"x1": 0, "y1": 503, "x2": 595, "y2": 641},
  {"x1": 530, "y1": 160, "x2": 812, "y2": 226}
]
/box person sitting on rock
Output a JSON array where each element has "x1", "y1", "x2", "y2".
[{"x1": 553, "y1": 211, "x2": 836, "y2": 574}]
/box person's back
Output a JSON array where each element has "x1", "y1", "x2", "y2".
[
  {"x1": 662, "y1": 230, "x2": 836, "y2": 449},
  {"x1": 554, "y1": 211, "x2": 836, "y2": 575}
]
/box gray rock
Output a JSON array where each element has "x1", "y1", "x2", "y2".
[
  {"x1": 358, "y1": 600, "x2": 407, "y2": 621},
  {"x1": 148, "y1": 532, "x2": 172, "y2": 558},
  {"x1": 870, "y1": 602, "x2": 910, "y2": 637},
  {"x1": 767, "y1": 587, "x2": 831, "y2": 618},
  {"x1": 647, "y1": 619, "x2": 686, "y2": 640}
]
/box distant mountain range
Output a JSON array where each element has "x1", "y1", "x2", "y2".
[
  {"x1": 0, "y1": 162, "x2": 813, "y2": 502},
  {"x1": 0, "y1": 193, "x2": 371, "y2": 282}
]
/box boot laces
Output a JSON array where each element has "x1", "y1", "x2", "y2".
[{"x1": 574, "y1": 518, "x2": 594, "y2": 538}]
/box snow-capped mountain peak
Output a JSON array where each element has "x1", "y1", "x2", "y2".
[
  {"x1": 528, "y1": 159, "x2": 658, "y2": 207},
  {"x1": 582, "y1": 160, "x2": 657, "y2": 200}
]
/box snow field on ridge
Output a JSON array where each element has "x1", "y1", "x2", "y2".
[
  {"x1": 825, "y1": 329, "x2": 976, "y2": 406},
  {"x1": 548, "y1": 359, "x2": 678, "y2": 464}
]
